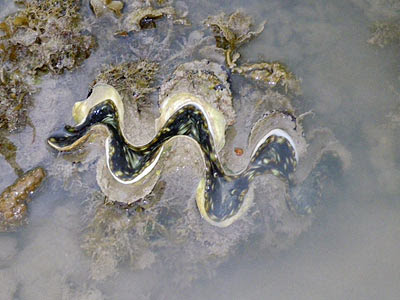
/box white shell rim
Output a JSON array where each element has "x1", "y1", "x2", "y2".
[
  {"x1": 251, "y1": 128, "x2": 299, "y2": 162},
  {"x1": 105, "y1": 136, "x2": 164, "y2": 184}
]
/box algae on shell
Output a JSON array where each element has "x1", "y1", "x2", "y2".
[
  {"x1": 92, "y1": 61, "x2": 159, "y2": 104},
  {"x1": 24, "y1": 3, "x2": 351, "y2": 287},
  {"x1": 82, "y1": 115, "x2": 345, "y2": 285},
  {"x1": 159, "y1": 60, "x2": 236, "y2": 125},
  {"x1": 71, "y1": 43, "x2": 348, "y2": 283}
]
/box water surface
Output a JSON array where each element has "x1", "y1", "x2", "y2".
[{"x1": 0, "y1": 0, "x2": 399, "y2": 299}]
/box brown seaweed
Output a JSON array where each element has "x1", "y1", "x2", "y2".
[
  {"x1": 233, "y1": 62, "x2": 301, "y2": 94},
  {"x1": 203, "y1": 11, "x2": 300, "y2": 93},
  {"x1": 203, "y1": 11, "x2": 265, "y2": 68},
  {"x1": 0, "y1": 135, "x2": 23, "y2": 176}
]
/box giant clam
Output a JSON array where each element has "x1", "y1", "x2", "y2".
[
  {"x1": 48, "y1": 83, "x2": 300, "y2": 227},
  {"x1": 46, "y1": 60, "x2": 350, "y2": 282}
]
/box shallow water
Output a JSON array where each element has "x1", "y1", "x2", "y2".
[{"x1": 1, "y1": 0, "x2": 400, "y2": 299}]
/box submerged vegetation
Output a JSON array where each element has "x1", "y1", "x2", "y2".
[
  {"x1": 0, "y1": 0, "x2": 96, "y2": 76},
  {"x1": 93, "y1": 60, "x2": 159, "y2": 103},
  {"x1": 0, "y1": 0, "x2": 96, "y2": 133},
  {"x1": 0, "y1": 0, "x2": 96, "y2": 235},
  {"x1": 233, "y1": 61, "x2": 301, "y2": 93},
  {"x1": 40, "y1": 6, "x2": 339, "y2": 283},
  {"x1": 76, "y1": 42, "x2": 345, "y2": 282},
  {"x1": 82, "y1": 182, "x2": 167, "y2": 280},
  {"x1": 0, "y1": 68, "x2": 34, "y2": 132},
  {"x1": 204, "y1": 11, "x2": 300, "y2": 93},
  {"x1": 204, "y1": 11, "x2": 265, "y2": 68},
  {"x1": 0, "y1": 134, "x2": 23, "y2": 176},
  {"x1": 121, "y1": 6, "x2": 178, "y2": 32},
  {"x1": 368, "y1": 21, "x2": 400, "y2": 47}
]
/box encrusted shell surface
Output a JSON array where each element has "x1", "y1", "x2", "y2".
[
  {"x1": 96, "y1": 157, "x2": 162, "y2": 204},
  {"x1": 159, "y1": 60, "x2": 236, "y2": 125},
  {"x1": 248, "y1": 112, "x2": 306, "y2": 161}
]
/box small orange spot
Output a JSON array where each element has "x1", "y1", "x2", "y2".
[
  {"x1": 234, "y1": 147, "x2": 244, "y2": 156},
  {"x1": 115, "y1": 31, "x2": 129, "y2": 37}
]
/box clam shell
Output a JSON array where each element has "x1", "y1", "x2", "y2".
[
  {"x1": 72, "y1": 83, "x2": 124, "y2": 126},
  {"x1": 98, "y1": 136, "x2": 206, "y2": 204},
  {"x1": 155, "y1": 92, "x2": 227, "y2": 153}
]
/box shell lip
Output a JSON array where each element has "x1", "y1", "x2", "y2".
[
  {"x1": 73, "y1": 83, "x2": 124, "y2": 126},
  {"x1": 106, "y1": 139, "x2": 164, "y2": 185},
  {"x1": 195, "y1": 178, "x2": 254, "y2": 228},
  {"x1": 156, "y1": 92, "x2": 227, "y2": 153},
  {"x1": 251, "y1": 128, "x2": 299, "y2": 162}
]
